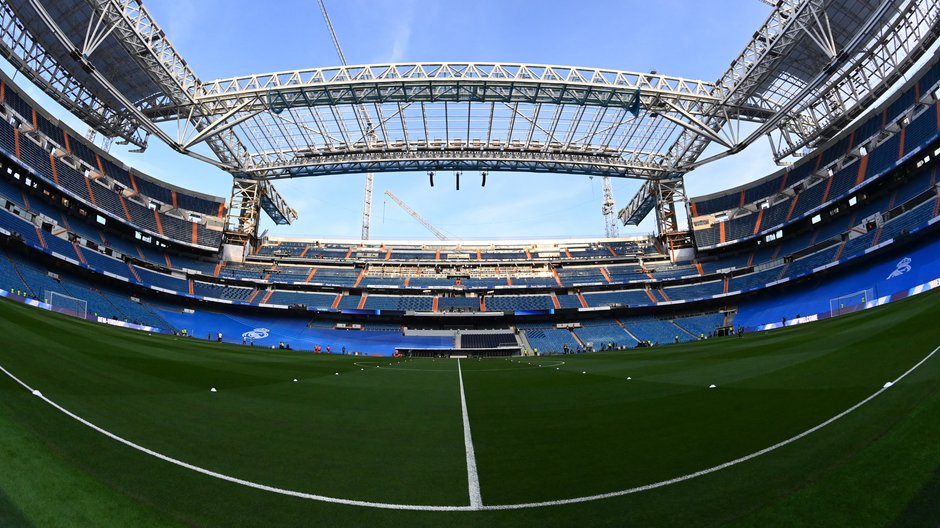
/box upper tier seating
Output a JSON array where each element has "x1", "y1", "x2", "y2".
[
  {"x1": 0, "y1": 76, "x2": 224, "y2": 249},
  {"x1": 362, "y1": 295, "x2": 434, "y2": 311},
  {"x1": 690, "y1": 57, "x2": 940, "y2": 249},
  {"x1": 265, "y1": 290, "x2": 336, "y2": 308},
  {"x1": 484, "y1": 295, "x2": 554, "y2": 311},
  {"x1": 511, "y1": 276, "x2": 558, "y2": 287},
  {"x1": 192, "y1": 281, "x2": 253, "y2": 301},
  {"x1": 408, "y1": 277, "x2": 455, "y2": 288},
  {"x1": 583, "y1": 289, "x2": 654, "y2": 307},
  {"x1": 77, "y1": 246, "x2": 133, "y2": 277},
  {"x1": 132, "y1": 266, "x2": 188, "y2": 291},
  {"x1": 663, "y1": 280, "x2": 724, "y2": 301},
  {"x1": 556, "y1": 294, "x2": 584, "y2": 309}
]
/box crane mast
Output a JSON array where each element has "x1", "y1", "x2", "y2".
[
  {"x1": 317, "y1": 0, "x2": 375, "y2": 240},
  {"x1": 602, "y1": 177, "x2": 619, "y2": 238},
  {"x1": 384, "y1": 190, "x2": 449, "y2": 240}
]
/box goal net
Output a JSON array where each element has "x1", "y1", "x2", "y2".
[
  {"x1": 829, "y1": 288, "x2": 875, "y2": 318},
  {"x1": 46, "y1": 290, "x2": 88, "y2": 319}
]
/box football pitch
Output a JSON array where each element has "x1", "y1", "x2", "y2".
[{"x1": 1, "y1": 291, "x2": 940, "y2": 526}]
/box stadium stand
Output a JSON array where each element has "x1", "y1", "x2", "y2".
[
  {"x1": 573, "y1": 321, "x2": 638, "y2": 349},
  {"x1": 0, "y1": 246, "x2": 172, "y2": 328},
  {"x1": 0, "y1": 74, "x2": 225, "y2": 251},
  {"x1": 132, "y1": 266, "x2": 188, "y2": 291},
  {"x1": 690, "y1": 58, "x2": 940, "y2": 249},
  {"x1": 622, "y1": 317, "x2": 680, "y2": 344},
  {"x1": 663, "y1": 281, "x2": 725, "y2": 301},
  {"x1": 192, "y1": 281, "x2": 253, "y2": 301},
  {"x1": 460, "y1": 333, "x2": 517, "y2": 349},
  {"x1": 438, "y1": 297, "x2": 480, "y2": 312},
  {"x1": 363, "y1": 295, "x2": 434, "y2": 311},
  {"x1": 0, "y1": 49, "x2": 936, "y2": 359},
  {"x1": 264, "y1": 290, "x2": 336, "y2": 308},
  {"x1": 484, "y1": 295, "x2": 554, "y2": 311},
  {"x1": 520, "y1": 326, "x2": 581, "y2": 354},
  {"x1": 583, "y1": 289, "x2": 655, "y2": 307},
  {"x1": 672, "y1": 313, "x2": 725, "y2": 338}
]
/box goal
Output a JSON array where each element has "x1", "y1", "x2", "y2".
[
  {"x1": 829, "y1": 288, "x2": 874, "y2": 318},
  {"x1": 46, "y1": 290, "x2": 88, "y2": 319}
]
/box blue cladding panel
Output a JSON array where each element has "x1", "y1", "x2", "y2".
[
  {"x1": 866, "y1": 135, "x2": 901, "y2": 179},
  {"x1": 903, "y1": 103, "x2": 939, "y2": 156},
  {"x1": 886, "y1": 87, "x2": 916, "y2": 125},
  {"x1": 790, "y1": 181, "x2": 828, "y2": 220},
  {"x1": 691, "y1": 192, "x2": 740, "y2": 216}
]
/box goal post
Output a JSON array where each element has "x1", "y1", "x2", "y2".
[
  {"x1": 829, "y1": 288, "x2": 875, "y2": 318},
  {"x1": 45, "y1": 290, "x2": 88, "y2": 319}
]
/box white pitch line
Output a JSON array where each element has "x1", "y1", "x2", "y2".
[
  {"x1": 482, "y1": 343, "x2": 940, "y2": 510},
  {"x1": 0, "y1": 362, "x2": 477, "y2": 511},
  {"x1": 0, "y1": 344, "x2": 936, "y2": 511},
  {"x1": 457, "y1": 358, "x2": 484, "y2": 509},
  {"x1": 353, "y1": 360, "x2": 565, "y2": 372}
]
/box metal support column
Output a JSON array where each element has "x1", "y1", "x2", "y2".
[{"x1": 224, "y1": 178, "x2": 262, "y2": 246}]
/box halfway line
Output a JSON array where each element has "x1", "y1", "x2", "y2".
[{"x1": 457, "y1": 358, "x2": 483, "y2": 508}]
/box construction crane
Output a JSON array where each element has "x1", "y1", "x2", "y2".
[
  {"x1": 384, "y1": 190, "x2": 449, "y2": 240},
  {"x1": 317, "y1": 0, "x2": 376, "y2": 240},
  {"x1": 601, "y1": 177, "x2": 620, "y2": 238}
]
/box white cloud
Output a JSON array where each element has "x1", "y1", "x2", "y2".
[
  {"x1": 373, "y1": 0, "x2": 417, "y2": 63},
  {"x1": 386, "y1": 22, "x2": 412, "y2": 63}
]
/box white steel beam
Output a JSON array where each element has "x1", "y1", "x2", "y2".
[{"x1": 0, "y1": 1, "x2": 147, "y2": 146}]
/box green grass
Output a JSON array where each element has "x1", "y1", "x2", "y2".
[{"x1": 0, "y1": 289, "x2": 939, "y2": 526}]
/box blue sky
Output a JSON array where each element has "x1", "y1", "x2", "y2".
[{"x1": 1, "y1": 0, "x2": 785, "y2": 240}]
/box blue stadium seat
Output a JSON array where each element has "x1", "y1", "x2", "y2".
[
  {"x1": 265, "y1": 290, "x2": 336, "y2": 308},
  {"x1": 520, "y1": 326, "x2": 580, "y2": 354},
  {"x1": 573, "y1": 321, "x2": 637, "y2": 348}
]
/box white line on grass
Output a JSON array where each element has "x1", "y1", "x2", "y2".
[
  {"x1": 0, "y1": 363, "x2": 474, "y2": 512},
  {"x1": 481, "y1": 343, "x2": 940, "y2": 510},
  {"x1": 457, "y1": 358, "x2": 484, "y2": 508},
  {"x1": 0, "y1": 344, "x2": 936, "y2": 511},
  {"x1": 353, "y1": 360, "x2": 565, "y2": 372}
]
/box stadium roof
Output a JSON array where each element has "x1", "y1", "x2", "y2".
[{"x1": 0, "y1": 0, "x2": 937, "y2": 225}]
